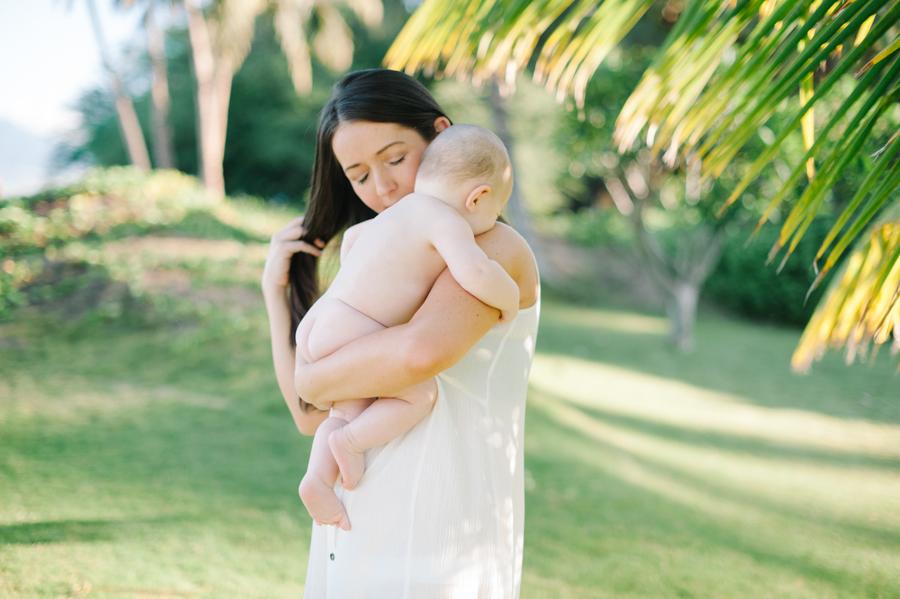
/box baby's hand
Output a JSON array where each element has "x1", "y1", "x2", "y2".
[{"x1": 499, "y1": 305, "x2": 518, "y2": 324}]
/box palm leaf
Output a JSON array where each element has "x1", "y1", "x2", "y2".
[
  {"x1": 213, "y1": 0, "x2": 268, "y2": 68},
  {"x1": 386, "y1": 0, "x2": 900, "y2": 364},
  {"x1": 793, "y1": 204, "x2": 900, "y2": 372},
  {"x1": 386, "y1": 0, "x2": 655, "y2": 101},
  {"x1": 273, "y1": 0, "x2": 316, "y2": 94}
]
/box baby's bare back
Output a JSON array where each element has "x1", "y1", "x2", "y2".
[{"x1": 325, "y1": 194, "x2": 458, "y2": 327}]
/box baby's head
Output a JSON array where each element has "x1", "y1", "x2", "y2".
[{"x1": 414, "y1": 124, "x2": 513, "y2": 235}]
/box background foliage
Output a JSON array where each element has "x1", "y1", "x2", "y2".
[
  {"x1": 45, "y1": 0, "x2": 900, "y2": 343},
  {"x1": 60, "y1": 5, "x2": 405, "y2": 204}
]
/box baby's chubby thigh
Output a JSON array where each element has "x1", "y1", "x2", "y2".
[{"x1": 306, "y1": 296, "x2": 387, "y2": 362}]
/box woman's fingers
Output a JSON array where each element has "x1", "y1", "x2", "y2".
[
  {"x1": 273, "y1": 215, "x2": 306, "y2": 238},
  {"x1": 263, "y1": 216, "x2": 321, "y2": 290},
  {"x1": 273, "y1": 223, "x2": 324, "y2": 248},
  {"x1": 273, "y1": 224, "x2": 305, "y2": 242},
  {"x1": 284, "y1": 240, "x2": 323, "y2": 257}
]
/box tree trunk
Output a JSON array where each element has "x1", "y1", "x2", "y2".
[
  {"x1": 669, "y1": 281, "x2": 700, "y2": 352},
  {"x1": 85, "y1": 0, "x2": 151, "y2": 171},
  {"x1": 146, "y1": 3, "x2": 175, "y2": 169},
  {"x1": 487, "y1": 80, "x2": 557, "y2": 284},
  {"x1": 185, "y1": 0, "x2": 226, "y2": 197},
  {"x1": 625, "y1": 186, "x2": 725, "y2": 353},
  {"x1": 216, "y1": 55, "x2": 234, "y2": 160}
]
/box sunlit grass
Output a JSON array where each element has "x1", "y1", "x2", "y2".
[
  {"x1": 1, "y1": 311, "x2": 313, "y2": 598},
  {"x1": 521, "y1": 301, "x2": 900, "y2": 598},
  {"x1": 530, "y1": 355, "x2": 900, "y2": 459}
]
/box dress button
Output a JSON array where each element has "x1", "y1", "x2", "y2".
[{"x1": 330, "y1": 553, "x2": 335, "y2": 561}]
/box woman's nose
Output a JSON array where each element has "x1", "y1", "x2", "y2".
[{"x1": 373, "y1": 169, "x2": 397, "y2": 198}]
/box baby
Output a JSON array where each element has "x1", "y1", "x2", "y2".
[{"x1": 295, "y1": 124, "x2": 519, "y2": 530}]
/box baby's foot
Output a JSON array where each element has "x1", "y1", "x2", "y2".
[
  {"x1": 298, "y1": 475, "x2": 351, "y2": 531},
  {"x1": 329, "y1": 427, "x2": 366, "y2": 491}
]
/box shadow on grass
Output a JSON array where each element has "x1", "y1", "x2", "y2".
[
  {"x1": 526, "y1": 396, "x2": 900, "y2": 596},
  {"x1": 532, "y1": 388, "x2": 900, "y2": 545},
  {"x1": 0, "y1": 516, "x2": 187, "y2": 545},
  {"x1": 564, "y1": 396, "x2": 900, "y2": 471},
  {"x1": 536, "y1": 301, "x2": 900, "y2": 424}
]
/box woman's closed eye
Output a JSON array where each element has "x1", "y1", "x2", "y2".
[{"x1": 353, "y1": 157, "x2": 405, "y2": 186}]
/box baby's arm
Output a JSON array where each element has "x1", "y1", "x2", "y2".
[{"x1": 429, "y1": 211, "x2": 519, "y2": 323}]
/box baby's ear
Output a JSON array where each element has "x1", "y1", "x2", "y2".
[{"x1": 465, "y1": 185, "x2": 491, "y2": 213}]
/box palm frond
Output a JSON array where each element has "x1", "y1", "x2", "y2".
[
  {"x1": 312, "y1": 1, "x2": 355, "y2": 73},
  {"x1": 793, "y1": 205, "x2": 900, "y2": 372},
  {"x1": 344, "y1": 0, "x2": 383, "y2": 28},
  {"x1": 274, "y1": 0, "x2": 316, "y2": 94},
  {"x1": 386, "y1": 0, "x2": 900, "y2": 364},
  {"x1": 213, "y1": 0, "x2": 268, "y2": 70},
  {"x1": 385, "y1": 0, "x2": 654, "y2": 102}
]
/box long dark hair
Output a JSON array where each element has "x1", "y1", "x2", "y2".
[{"x1": 289, "y1": 69, "x2": 450, "y2": 345}]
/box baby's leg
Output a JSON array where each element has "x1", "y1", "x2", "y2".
[
  {"x1": 306, "y1": 297, "x2": 386, "y2": 361},
  {"x1": 295, "y1": 307, "x2": 352, "y2": 530},
  {"x1": 329, "y1": 377, "x2": 438, "y2": 490},
  {"x1": 297, "y1": 299, "x2": 384, "y2": 519},
  {"x1": 298, "y1": 418, "x2": 351, "y2": 531}
]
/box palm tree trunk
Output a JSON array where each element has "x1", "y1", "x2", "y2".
[
  {"x1": 146, "y1": 2, "x2": 175, "y2": 169},
  {"x1": 487, "y1": 80, "x2": 557, "y2": 283},
  {"x1": 216, "y1": 54, "x2": 234, "y2": 159},
  {"x1": 85, "y1": 0, "x2": 151, "y2": 171},
  {"x1": 185, "y1": 0, "x2": 225, "y2": 196}
]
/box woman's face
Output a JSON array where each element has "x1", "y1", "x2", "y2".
[{"x1": 332, "y1": 118, "x2": 450, "y2": 214}]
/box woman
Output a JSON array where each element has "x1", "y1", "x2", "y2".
[{"x1": 262, "y1": 69, "x2": 540, "y2": 598}]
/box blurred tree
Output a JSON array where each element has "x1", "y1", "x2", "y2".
[
  {"x1": 60, "y1": 3, "x2": 406, "y2": 202},
  {"x1": 554, "y1": 47, "x2": 778, "y2": 350},
  {"x1": 117, "y1": 0, "x2": 177, "y2": 169},
  {"x1": 83, "y1": 0, "x2": 152, "y2": 170},
  {"x1": 486, "y1": 79, "x2": 559, "y2": 284},
  {"x1": 386, "y1": 0, "x2": 900, "y2": 367},
  {"x1": 181, "y1": 0, "x2": 383, "y2": 196}
]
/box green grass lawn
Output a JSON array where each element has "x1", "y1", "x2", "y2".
[
  {"x1": 3, "y1": 300, "x2": 897, "y2": 598},
  {"x1": 1, "y1": 174, "x2": 898, "y2": 598},
  {"x1": 523, "y1": 303, "x2": 899, "y2": 599}
]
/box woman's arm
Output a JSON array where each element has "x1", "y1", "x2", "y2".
[
  {"x1": 295, "y1": 268, "x2": 498, "y2": 406},
  {"x1": 295, "y1": 223, "x2": 538, "y2": 407},
  {"x1": 262, "y1": 216, "x2": 329, "y2": 435}
]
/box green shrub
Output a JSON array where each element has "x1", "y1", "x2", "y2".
[
  {"x1": 0, "y1": 167, "x2": 217, "y2": 318},
  {"x1": 704, "y1": 219, "x2": 838, "y2": 327}
]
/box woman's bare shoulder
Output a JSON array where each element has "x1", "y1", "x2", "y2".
[{"x1": 475, "y1": 222, "x2": 539, "y2": 309}]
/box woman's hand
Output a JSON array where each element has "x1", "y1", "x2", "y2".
[
  {"x1": 312, "y1": 398, "x2": 334, "y2": 411},
  {"x1": 261, "y1": 216, "x2": 325, "y2": 293},
  {"x1": 261, "y1": 215, "x2": 328, "y2": 436}
]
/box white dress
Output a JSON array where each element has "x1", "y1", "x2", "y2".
[{"x1": 303, "y1": 297, "x2": 540, "y2": 599}]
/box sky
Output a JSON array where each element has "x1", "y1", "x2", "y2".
[
  {"x1": 0, "y1": 0, "x2": 154, "y2": 194},
  {"x1": 0, "y1": 0, "x2": 148, "y2": 138}
]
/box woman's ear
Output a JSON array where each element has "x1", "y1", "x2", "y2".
[
  {"x1": 465, "y1": 185, "x2": 491, "y2": 213},
  {"x1": 434, "y1": 116, "x2": 451, "y2": 133}
]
